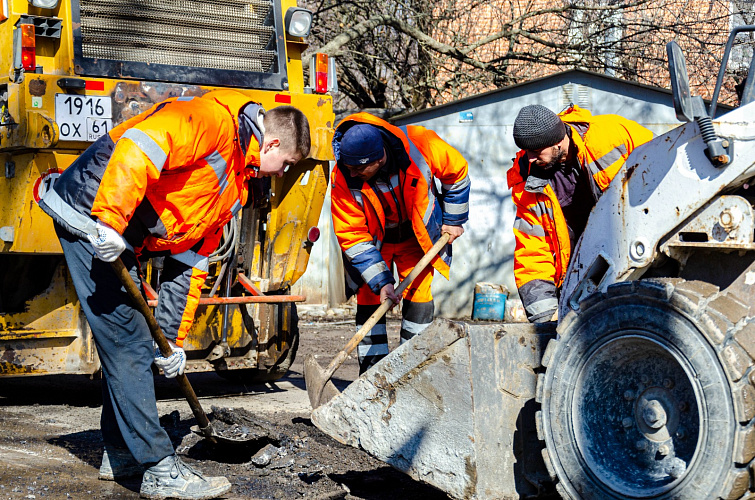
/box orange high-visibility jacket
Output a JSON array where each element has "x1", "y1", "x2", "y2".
[
  {"x1": 40, "y1": 90, "x2": 262, "y2": 345},
  {"x1": 331, "y1": 113, "x2": 470, "y2": 296},
  {"x1": 507, "y1": 105, "x2": 653, "y2": 322}
]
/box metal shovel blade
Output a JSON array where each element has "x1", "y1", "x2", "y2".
[
  {"x1": 189, "y1": 421, "x2": 260, "y2": 446},
  {"x1": 190, "y1": 422, "x2": 219, "y2": 444},
  {"x1": 304, "y1": 353, "x2": 341, "y2": 409}
]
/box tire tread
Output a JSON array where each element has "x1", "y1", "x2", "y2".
[{"x1": 542, "y1": 278, "x2": 755, "y2": 499}]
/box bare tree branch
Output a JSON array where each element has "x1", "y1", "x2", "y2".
[{"x1": 303, "y1": 0, "x2": 752, "y2": 110}]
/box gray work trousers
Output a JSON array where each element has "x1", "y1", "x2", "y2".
[{"x1": 55, "y1": 223, "x2": 174, "y2": 465}]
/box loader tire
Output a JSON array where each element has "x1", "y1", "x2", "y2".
[{"x1": 536, "y1": 279, "x2": 755, "y2": 499}]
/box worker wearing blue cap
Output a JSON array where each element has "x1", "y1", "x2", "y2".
[{"x1": 331, "y1": 113, "x2": 470, "y2": 373}]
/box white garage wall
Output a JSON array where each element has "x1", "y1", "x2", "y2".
[{"x1": 297, "y1": 70, "x2": 725, "y2": 318}]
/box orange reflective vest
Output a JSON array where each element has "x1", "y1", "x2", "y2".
[
  {"x1": 40, "y1": 90, "x2": 262, "y2": 345},
  {"x1": 94, "y1": 89, "x2": 259, "y2": 253},
  {"x1": 331, "y1": 113, "x2": 470, "y2": 296},
  {"x1": 507, "y1": 105, "x2": 653, "y2": 321}
]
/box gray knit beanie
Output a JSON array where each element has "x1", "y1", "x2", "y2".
[{"x1": 513, "y1": 105, "x2": 566, "y2": 151}]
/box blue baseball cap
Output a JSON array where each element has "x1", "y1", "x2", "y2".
[{"x1": 339, "y1": 124, "x2": 384, "y2": 166}]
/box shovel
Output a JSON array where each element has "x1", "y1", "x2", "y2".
[
  {"x1": 304, "y1": 232, "x2": 451, "y2": 409},
  {"x1": 110, "y1": 257, "x2": 249, "y2": 446}
]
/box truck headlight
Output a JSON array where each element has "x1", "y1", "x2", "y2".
[
  {"x1": 28, "y1": 0, "x2": 59, "y2": 8},
  {"x1": 285, "y1": 8, "x2": 312, "y2": 38}
]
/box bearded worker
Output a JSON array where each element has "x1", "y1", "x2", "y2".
[{"x1": 507, "y1": 104, "x2": 653, "y2": 323}]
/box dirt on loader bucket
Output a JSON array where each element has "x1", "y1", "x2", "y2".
[{"x1": 310, "y1": 318, "x2": 558, "y2": 500}]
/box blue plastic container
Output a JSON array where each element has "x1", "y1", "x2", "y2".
[{"x1": 472, "y1": 282, "x2": 508, "y2": 321}]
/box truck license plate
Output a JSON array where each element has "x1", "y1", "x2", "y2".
[{"x1": 54, "y1": 94, "x2": 113, "y2": 142}]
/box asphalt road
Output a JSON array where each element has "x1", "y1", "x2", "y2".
[{"x1": 0, "y1": 318, "x2": 449, "y2": 500}]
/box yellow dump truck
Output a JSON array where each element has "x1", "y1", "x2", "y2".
[{"x1": 0, "y1": 0, "x2": 334, "y2": 382}]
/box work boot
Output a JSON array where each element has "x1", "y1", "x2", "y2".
[
  {"x1": 99, "y1": 445, "x2": 145, "y2": 481},
  {"x1": 139, "y1": 454, "x2": 231, "y2": 500}
]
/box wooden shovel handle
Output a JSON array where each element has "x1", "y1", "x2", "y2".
[
  {"x1": 322, "y1": 232, "x2": 452, "y2": 378},
  {"x1": 110, "y1": 258, "x2": 213, "y2": 435}
]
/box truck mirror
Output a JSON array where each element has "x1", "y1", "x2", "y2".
[{"x1": 667, "y1": 41, "x2": 694, "y2": 122}]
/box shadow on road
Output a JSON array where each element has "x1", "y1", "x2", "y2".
[
  {"x1": 0, "y1": 370, "x2": 333, "y2": 406},
  {"x1": 47, "y1": 430, "x2": 142, "y2": 495},
  {"x1": 329, "y1": 467, "x2": 449, "y2": 499},
  {"x1": 0, "y1": 374, "x2": 103, "y2": 407}
]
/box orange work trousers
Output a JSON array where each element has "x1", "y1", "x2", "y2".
[{"x1": 356, "y1": 237, "x2": 434, "y2": 304}]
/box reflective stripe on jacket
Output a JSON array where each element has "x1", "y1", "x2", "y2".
[
  {"x1": 40, "y1": 89, "x2": 262, "y2": 345},
  {"x1": 506, "y1": 105, "x2": 653, "y2": 321},
  {"x1": 331, "y1": 113, "x2": 470, "y2": 296}
]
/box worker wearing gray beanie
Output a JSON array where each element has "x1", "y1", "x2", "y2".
[
  {"x1": 513, "y1": 104, "x2": 567, "y2": 151},
  {"x1": 507, "y1": 103, "x2": 654, "y2": 325}
]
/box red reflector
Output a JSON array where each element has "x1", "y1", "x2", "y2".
[
  {"x1": 275, "y1": 94, "x2": 291, "y2": 104},
  {"x1": 315, "y1": 74, "x2": 327, "y2": 94},
  {"x1": 21, "y1": 47, "x2": 35, "y2": 72},
  {"x1": 85, "y1": 80, "x2": 105, "y2": 91},
  {"x1": 20, "y1": 24, "x2": 35, "y2": 72},
  {"x1": 307, "y1": 226, "x2": 321, "y2": 243}
]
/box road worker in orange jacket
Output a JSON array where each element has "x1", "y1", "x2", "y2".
[
  {"x1": 507, "y1": 104, "x2": 652, "y2": 323},
  {"x1": 331, "y1": 113, "x2": 470, "y2": 373},
  {"x1": 39, "y1": 90, "x2": 310, "y2": 500}
]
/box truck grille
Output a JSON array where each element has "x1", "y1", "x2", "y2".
[{"x1": 78, "y1": 0, "x2": 277, "y2": 73}]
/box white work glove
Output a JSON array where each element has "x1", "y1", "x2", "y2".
[
  {"x1": 153, "y1": 341, "x2": 186, "y2": 379},
  {"x1": 87, "y1": 221, "x2": 126, "y2": 262}
]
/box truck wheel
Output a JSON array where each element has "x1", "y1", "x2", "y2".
[
  {"x1": 216, "y1": 328, "x2": 299, "y2": 384},
  {"x1": 536, "y1": 280, "x2": 755, "y2": 499},
  {"x1": 217, "y1": 303, "x2": 299, "y2": 385}
]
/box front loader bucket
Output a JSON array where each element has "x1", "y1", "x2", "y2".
[{"x1": 311, "y1": 319, "x2": 558, "y2": 500}]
